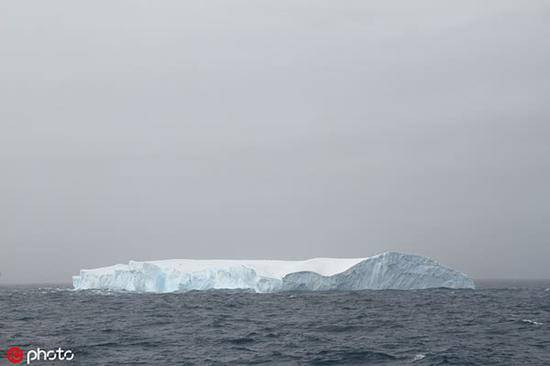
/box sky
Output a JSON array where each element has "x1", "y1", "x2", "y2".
[{"x1": 1, "y1": 0, "x2": 549, "y2": 284}]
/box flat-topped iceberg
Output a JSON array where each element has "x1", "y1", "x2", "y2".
[{"x1": 72, "y1": 252, "x2": 475, "y2": 292}]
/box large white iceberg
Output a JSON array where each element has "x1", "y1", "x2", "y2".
[{"x1": 72, "y1": 252, "x2": 475, "y2": 292}]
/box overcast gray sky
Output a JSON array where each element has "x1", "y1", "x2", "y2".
[{"x1": 1, "y1": 0, "x2": 549, "y2": 284}]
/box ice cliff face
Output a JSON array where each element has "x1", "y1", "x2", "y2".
[
  {"x1": 281, "y1": 252, "x2": 475, "y2": 291},
  {"x1": 72, "y1": 252, "x2": 475, "y2": 293}
]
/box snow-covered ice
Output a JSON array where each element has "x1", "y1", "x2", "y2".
[{"x1": 72, "y1": 252, "x2": 475, "y2": 293}]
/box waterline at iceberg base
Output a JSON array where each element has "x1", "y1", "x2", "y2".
[{"x1": 72, "y1": 252, "x2": 475, "y2": 293}]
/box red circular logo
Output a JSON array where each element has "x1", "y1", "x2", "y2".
[{"x1": 6, "y1": 347, "x2": 24, "y2": 364}]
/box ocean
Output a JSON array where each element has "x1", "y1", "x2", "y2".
[{"x1": 1, "y1": 281, "x2": 549, "y2": 365}]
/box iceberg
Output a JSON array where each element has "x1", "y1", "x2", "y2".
[{"x1": 72, "y1": 252, "x2": 475, "y2": 293}]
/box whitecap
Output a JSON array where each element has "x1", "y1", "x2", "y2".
[{"x1": 522, "y1": 319, "x2": 543, "y2": 325}]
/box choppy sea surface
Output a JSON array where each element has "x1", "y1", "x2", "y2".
[{"x1": 1, "y1": 280, "x2": 549, "y2": 365}]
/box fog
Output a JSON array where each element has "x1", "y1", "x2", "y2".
[{"x1": 1, "y1": 1, "x2": 549, "y2": 283}]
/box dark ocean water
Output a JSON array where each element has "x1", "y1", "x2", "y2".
[{"x1": 1, "y1": 281, "x2": 549, "y2": 365}]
